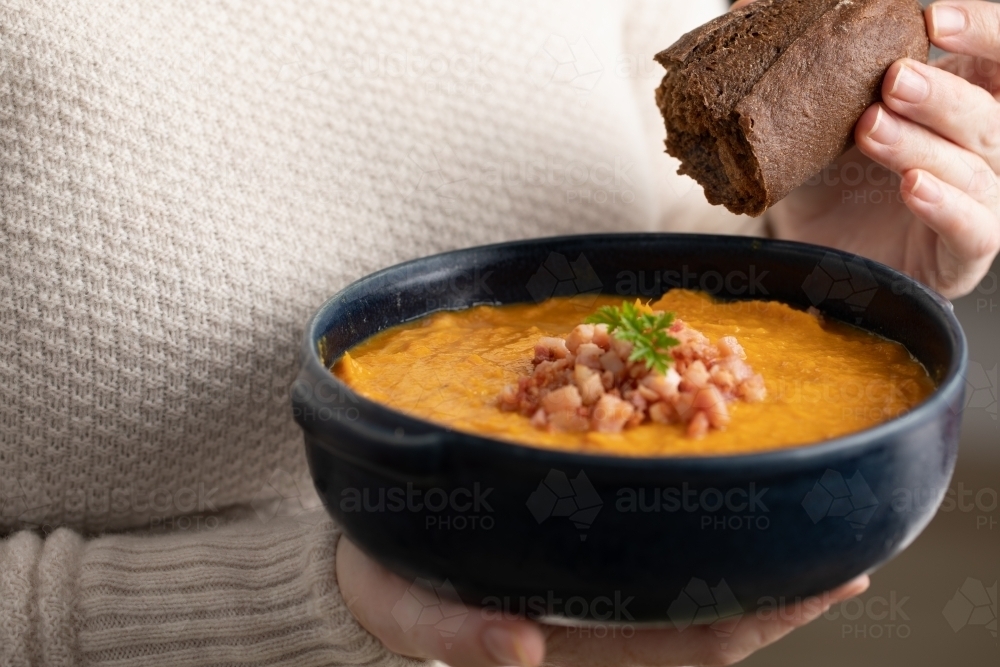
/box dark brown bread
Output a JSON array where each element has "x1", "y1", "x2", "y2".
[{"x1": 655, "y1": 0, "x2": 929, "y2": 216}]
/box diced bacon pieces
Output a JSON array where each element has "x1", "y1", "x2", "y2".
[
  {"x1": 681, "y1": 360, "x2": 711, "y2": 391},
  {"x1": 541, "y1": 385, "x2": 582, "y2": 414},
  {"x1": 716, "y1": 355, "x2": 753, "y2": 383},
  {"x1": 717, "y1": 336, "x2": 746, "y2": 359},
  {"x1": 709, "y1": 365, "x2": 737, "y2": 393},
  {"x1": 687, "y1": 411, "x2": 711, "y2": 439},
  {"x1": 648, "y1": 401, "x2": 675, "y2": 424},
  {"x1": 739, "y1": 373, "x2": 767, "y2": 403},
  {"x1": 610, "y1": 338, "x2": 634, "y2": 359},
  {"x1": 574, "y1": 364, "x2": 605, "y2": 406},
  {"x1": 642, "y1": 368, "x2": 681, "y2": 402},
  {"x1": 636, "y1": 385, "x2": 660, "y2": 403},
  {"x1": 534, "y1": 337, "x2": 570, "y2": 362},
  {"x1": 548, "y1": 410, "x2": 590, "y2": 432},
  {"x1": 500, "y1": 314, "x2": 765, "y2": 438},
  {"x1": 565, "y1": 324, "x2": 595, "y2": 353},
  {"x1": 499, "y1": 383, "x2": 520, "y2": 410},
  {"x1": 575, "y1": 343, "x2": 604, "y2": 370},
  {"x1": 592, "y1": 323, "x2": 612, "y2": 349},
  {"x1": 592, "y1": 394, "x2": 635, "y2": 433},
  {"x1": 694, "y1": 385, "x2": 730, "y2": 429},
  {"x1": 674, "y1": 390, "x2": 697, "y2": 423},
  {"x1": 599, "y1": 351, "x2": 625, "y2": 377}
]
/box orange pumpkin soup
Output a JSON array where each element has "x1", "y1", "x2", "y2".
[{"x1": 333, "y1": 290, "x2": 934, "y2": 456}]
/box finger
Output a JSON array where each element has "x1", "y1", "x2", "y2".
[
  {"x1": 544, "y1": 576, "x2": 870, "y2": 667},
  {"x1": 855, "y1": 103, "x2": 1000, "y2": 207},
  {"x1": 337, "y1": 537, "x2": 545, "y2": 667},
  {"x1": 932, "y1": 52, "x2": 1000, "y2": 96},
  {"x1": 545, "y1": 620, "x2": 734, "y2": 667},
  {"x1": 717, "y1": 575, "x2": 871, "y2": 664},
  {"x1": 900, "y1": 169, "x2": 1000, "y2": 297},
  {"x1": 882, "y1": 58, "x2": 1000, "y2": 172},
  {"x1": 926, "y1": 1, "x2": 1000, "y2": 59},
  {"x1": 730, "y1": 0, "x2": 758, "y2": 11}
]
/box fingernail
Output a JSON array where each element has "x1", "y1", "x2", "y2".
[
  {"x1": 889, "y1": 65, "x2": 928, "y2": 104},
  {"x1": 910, "y1": 171, "x2": 944, "y2": 204},
  {"x1": 867, "y1": 107, "x2": 902, "y2": 145},
  {"x1": 844, "y1": 575, "x2": 871, "y2": 597},
  {"x1": 482, "y1": 627, "x2": 531, "y2": 667},
  {"x1": 931, "y1": 5, "x2": 966, "y2": 38}
]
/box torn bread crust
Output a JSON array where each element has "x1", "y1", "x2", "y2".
[{"x1": 654, "y1": 0, "x2": 929, "y2": 216}]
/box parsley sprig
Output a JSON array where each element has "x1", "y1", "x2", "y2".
[{"x1": 585, "y1": 301, "x2": 680, "y2": 375}]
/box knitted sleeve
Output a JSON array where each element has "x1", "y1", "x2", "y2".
[{"x1": 0, "y1": 514, "x2": 422, "y2": 667}]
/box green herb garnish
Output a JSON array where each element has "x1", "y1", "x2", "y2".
[{"x1": 585, "y1": 301, "x2": 680, "y2": 375}]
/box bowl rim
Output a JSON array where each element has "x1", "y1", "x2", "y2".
[{"x1": 298, "y1": 232, "x2": 969, "y2": 470}]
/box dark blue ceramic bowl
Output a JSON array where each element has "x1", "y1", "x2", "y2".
[{"x1": 292, "y1": 234, "x2": 967, "y2": 625}]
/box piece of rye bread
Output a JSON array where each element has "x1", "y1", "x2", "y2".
[{"x1": 654, "y1": 0, "x2": 929, "y2": 216}]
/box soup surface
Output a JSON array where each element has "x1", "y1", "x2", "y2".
[{"x1": 334, "y1": 290, "x2": 934, "y2": 456}]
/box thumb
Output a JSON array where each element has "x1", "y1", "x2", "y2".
[
  {"x1": 337, "y1": 537, "x2": 546, "y2": 667},
  {"x1": 731, "y1": 0, "x2": 759, "y2": 10},
  {"x1": 728, "y1": 574, "x2": 872, "y2": 654}
]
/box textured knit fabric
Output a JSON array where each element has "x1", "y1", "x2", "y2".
[{"x1": 0, "y1": 0, "x2": 755, "y2": 663}]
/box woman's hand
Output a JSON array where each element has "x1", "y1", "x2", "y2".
[
  {"x1": 337, "y1": 536, "x2": 869, "y2": 667},
  {"x1": 766, "y1": 0, "x2": 1000, "y2": 299}
]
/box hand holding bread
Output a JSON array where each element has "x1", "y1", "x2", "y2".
[
  {"x1": 775, "y1": 0, "x2": 1000, "y2": 298},
  {"x1": 657, "y1": 0, "x2": 1000, "y2": 299},
  {"x1": 656, "y1": 0, "x2": 929, "y2": 216}
]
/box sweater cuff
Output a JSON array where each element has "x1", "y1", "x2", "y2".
[
  {"x1": 0, "y1": 530, "x2": 44, "y2": 665},
  {"x1": 79, "y1": 513, "x2": 422, "y2": 666},
  {"x1": 3, "y1": 514, "x2": 425, "y2": 667}
]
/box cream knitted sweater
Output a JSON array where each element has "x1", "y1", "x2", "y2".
[{"x1": 0, "y1": 0, "x2": 758, "y2": 664}]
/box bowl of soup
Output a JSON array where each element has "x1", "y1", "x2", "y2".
[{"x1": 291, "y1": 233, "x2": 967, "y2": 625}]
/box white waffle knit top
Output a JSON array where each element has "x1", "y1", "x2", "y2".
[{"x1": 0, "y1": 0, "x2": 756, "y2": 663}]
